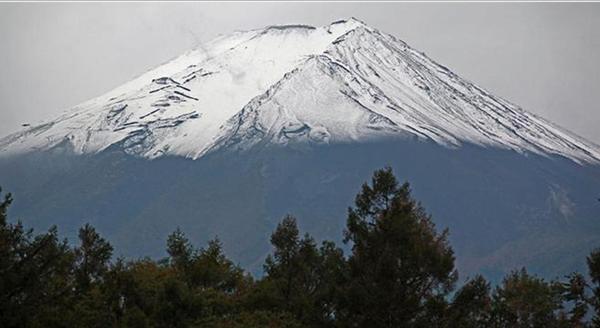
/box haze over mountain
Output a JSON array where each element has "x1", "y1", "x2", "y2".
[{"x1": 1, "y1": 18, "x2": 599, "y2": 281}]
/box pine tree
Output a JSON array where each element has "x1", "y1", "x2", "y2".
[
  {"x1": 588, "y1": 249, "x2": 600, "y2": 327},
  {"x1": 491, "y1": 268, "x2": 562, "y2": 328},
  {"x1": 167, "y1": 227, "x2": 194, "y2": 272},
  {"x1": 448, "y1": 275, "x2": 492, "y2": 328},
  {"x1": 0, "y1": 187, "x2": 75, "y2": 327},
  {"x1": 190, "y1": 238, "x2": 248, "y2": 293},
  {"x1": 559, "y1": 272, "x2": 588, "y2": 327},
  {"x1": 341, "y1": 167, "x2": 457, "y2": 327},
  {"x1": 261, "y1": 215, "x2": 346, "y2": 327},
  {"x1": 75, "y1": 223, "x2": 114, "y2": 292},
  {"x1": 264, "y1": 215, "x2": 303, "y2": 309}
]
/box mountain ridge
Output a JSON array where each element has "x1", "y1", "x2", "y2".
[
  {"x1": 0, "y1": 18, "x2": 599, "y2": 280},
  {"x1": 1, "y1": 18, "x2": 599, "y2": 164}
]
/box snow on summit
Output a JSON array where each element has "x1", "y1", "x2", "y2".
[{"x1": 1, "y1": 18, "x2": 599, "y2": 163}]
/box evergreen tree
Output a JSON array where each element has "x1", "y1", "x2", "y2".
[
  {"x1": 0, "y1": 187, "x2": 75, "y2": 327},
  {"x1": 312, "y1": 240, "x2": 347, "y2": 327},
  {"x1": 189, "y1": 238, "x2": 252, "y2": 325},
  {"x1": 588, "y1": 249, "x2": 600, "y2": 327},
  {"x1": 261, "y1": 215, "x2": 346, "y2": 327},
  {"x1": 491, "y1": 268, "x2": 562, "y2": 328},
  {"x1": 126, "y1": 258, "x2": 175, "y2": 326},
  {"x1": 559, "y1": 272, "x2": 588, "y2": 327},
  {"x1": 167, "y1": 227, "x2": 194, "y2": 272},
  {"x1": 264, "y1": 215, "x2": 303, "y2": 309},
  {"x1": 341, "y1": 167, "x2": 457, "y2": 327},
  {"x1": 98, "y1": 258, "x2": 140, "y2": 326},
  {"x1": 75, "y1": 223, "x2": 114, "y2": 292},
  {"x1": 190, "y1": 238, "x2": 249, "y2": 293},
  {"x1": 3, "y1": 175, "x2": 600, "y2": 327},
  {"x1": 156, "y1": 276, "x2": 196, "y2": 327},
  {"x1": 448, "y1": 275, "x2": 492, "y2": 328},
  {"x1": 0, "y1": 187, "x2": 10, "y2": 220}
]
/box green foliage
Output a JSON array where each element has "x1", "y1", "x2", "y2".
[
  {"x1": 196, "y1": 310, "x2": 305, "y2": 328},
  {"x1": 588, "y1": 249, "x2": 600, "y2": 327},
  {"x1": 260, "y1": 215, "x2": 346, "y2": 327},
  {"x1": 167, "y1": 227, "x2": 194, "y2": 271},
  {"x1": 1, "y1": 169, "x2": 599, "y2": 327},
  {"x1": 448, "y1": 275, "x2": 492, "y2": 328},
  {"x1": 75, "y1": 223, "x2": 113, "y2": 291},
  {"x1": 490, "y1": 268, "x2": 563, "y2": 328},
  {"x1": 0, "y1": 188, "x2": 75, "y2": 327},
  {"x1": 559, "y1": 272, "x2": 589, "y2": 327},
  {"x1": 341, "y1": 167, "x2": 457, "y2": 327}
]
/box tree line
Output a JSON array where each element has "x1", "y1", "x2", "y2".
[{"x1": 1, "y1": 167, "x2": 600, "y2": 327}]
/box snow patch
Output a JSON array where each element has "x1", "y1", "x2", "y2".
[{"x1": 1, "y1": 18, "x2": 599, "y2": 164}]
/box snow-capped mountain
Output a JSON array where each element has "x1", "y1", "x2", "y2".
[
  {"x1": 1, "y1": 18, "x2": 600, "y2": 282},
  {"x1": 1, "y1": 18, "x2": 599, "y2": 164}
]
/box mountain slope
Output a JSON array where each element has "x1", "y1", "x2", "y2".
[
  {"x1": 1, "y1": 18, "x2": 599, "y2": 164},
  {"x1": 211, "y1": 25, "x2": 600, "y2": 163},
  {"x1": 0, "y1": 19, "x2": 365, "y2": 159},
  {"x1": 0, "y1": 18, "x2": 599, "y2": 281}
]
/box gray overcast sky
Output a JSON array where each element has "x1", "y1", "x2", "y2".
[{"x1": 0, "y1": 2, "x2": 599, "y2": 143}]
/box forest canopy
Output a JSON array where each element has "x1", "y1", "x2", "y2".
[{"x1": 1, "y1": 167, "x2": 599, "y2": 327}]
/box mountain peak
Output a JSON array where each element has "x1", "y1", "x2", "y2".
[
  {"x1": 261, "y1": 24, "x2": 317, "y2": 33},
  {"x1": 1, "y1": 19, "x2": 599, "y2": 164},
  {"x1": 251, "y1": 17, "x2": 368, "y2": 37},
  {"x1": 327, "y1": 17, "x2": 371, "y2": 35},
  {"x1": 330, "y1": 17, "x2": 368, "y2": 27}
]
